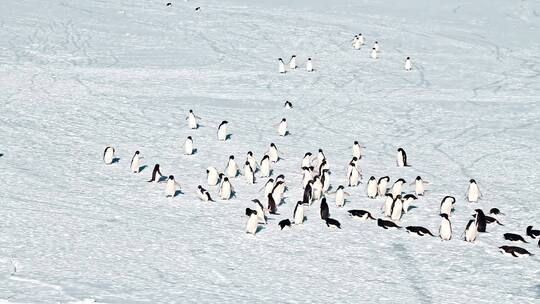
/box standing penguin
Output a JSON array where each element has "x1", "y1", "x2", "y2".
[
  {"x1": 103, "y1": 146, "x2": 115, "y2": 165},
  {"x1": 267, "y1": 143, "x2": 279, "y2": 163},
  {"x1": 390, "y1": 195, "x2": 404, "y2": 221},
  {"x1": 206, "y1": 166, "x2": 220, "y2": 186},
  {"x1": 306, "y1": 58, "x2": 313, "y2": 72},
  {"x1": 316, "y1": 149, "x2": 326, "y2": 167},
  {"x1": 377, "y1": 176, "x2": 390, "y2": 196},
  {"x1": 353, "y1": 36, "x2": 362, "y2": 50},
  {"x1": 259, "y1": 155, "x2": 271, "y2": 177},
  {"x1": 404, "y1": 57, "x2": 412, "y2": 71},
  {"x1": 320, "y1": 197, "x2": 330, "y2": 220},
  {"x1": 243, "y1": 161, "x2": 255, "y2": 184},
  {"x1": 396, "y1": 148, "x2": 408, "y2": 167},
  {"x1": 130, "y1": 151, "x2": 141, "y2": 173},
  {"x1": 390, "y1": 178, "x2": 406, "y2": 197},
  {"x1": 219, "y1": 177, "x2": 234, "y2": 200},
  {"x1": 333, "y1": 185, "x2": 349, "y2": 207},
  {"x1": 321, "y1": 169, "x2": 331, "y2": 192},
  {"x1": 440, "y1": 196, "x2": 456, "y2": 216},
  {"x1": 383, "y1": 193, "x2": 395, "y2": 217},
  {"x1": 312, "y1": 176, "x2": 323, "y2": 201},
  {"x1": 252, "y1": 199, "x2": 267, "y2": 224},
  {"x1": 272, "y1": 180, "x2": 286, "y2": 206},
  {"x1": 474, "y1": 209, "x2": 487, "y2": 232},
  {"x1": 348, "y1": 163, "x2": 362, "y2": 187},
  {"x1": 301, "y1": 152, "x2": 312, "y2": 169},
  {"x1": 302, "y1": 166, "x2": 313, "y2": 188},
  {"x1": 278, "y1": 58, "x2": 286, "y2": 73},
  {"x1": 288, "y1": 55, "x2": 297, "y2": 70},
  {"x1": 217, "y1": 121, "x2": 229, "y2": 141},
  {"x1": 165, "y1": 175, "x2": 180, "y2": 198},
  {"x1": 352, "y1": 141, "x2": 364, "y2": 159},
  {"x1": 371, "y1": 48, "x2": 378, "y2": 59},
  {"x1": 245, "y1": 208, "x2": 259, "y2": 234},
  {"x1": 225, "y1": 155, "x2": 239, "y2": 178},
  {"x1": 373, "y1": 41, "x2": 379, "y2": 52},
  {"x1": 303, "y1": 181, "x2": 314, "y2": 205},
  {"x1": 467, "y1": 179, "x2": 482, "y2": 203},
  {"x1": 464, "y1": 219, "x2": 478, "y2": 242},
  {"x1": 263, "y1": 178, "x2": 274, "y2": 197},
  {"x1": 366, "y1": 176, "x2": 378, "y2": 198},
  {"x1": 358, "y1": 33, "x2": 365, "y2": 45},
  {"x1": 293, "y1": 201, "x2": 305, "y2": 224},
  {"x1": 148, "y1": 164, "x2": 163, "y2": 183},
  {"x1": 284, "y1": 101, "x2": 293, "y2": 109},
  {"x1": 186, "y1": 109, "x2": 201, "y2": 129},
  {"x1": 412, "y1": 176, "x2": 428, "y2": 196},
  {"x1": 278, "y1": 118, "x2": 288, "y2": 136},
  {"x1": 439, "y1": 214, "x2": 452, "y2": 240},
  {"x1": 184, "y1": 136, "x2": 194, "y2": 155},
  {"x1": 267, "y1": 193, "x2": 277, "y2": 214},
  {"x1": 246, "y1": 151, "x2": 258, "y2": 171}
]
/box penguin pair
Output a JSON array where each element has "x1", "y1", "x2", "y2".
[{"x1": 278, "y1": 55, "x2": 298, "y2": 73}]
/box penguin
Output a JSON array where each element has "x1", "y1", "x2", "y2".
[
  {"x1": 165, "y1": 175, "x2": 179, "y2": 198},
  {"x1": 357, "y1": 33, "x2": 365, "y2": 45},
  {"x1": 325, "y1": 218, "x2": 341, "y2": 229},
  {"x1": 302, "y1": 181, "x2": 313, "y2": 205},
  {"x1": 348, "y1": 163, "x2": 362, "y2": 187},
  {"x1": 440, "y1": 196, "x2": 456, "y2": 216},
  {"x1": 219, "y1": 177, "x2": 234, "y2": 200},
  {"x1": 390, "y1": 195, "x2": 403, "y2": 221},
  {"x1": 348, "y1": 209, "x2": 375, "y2": 220},
  {"x1": 366, "y1": 176, "x2": 378, "y2": 198},
  {"x1": 352, "y1": 141, "x2": 364, "y2": 159},
  {"x1": 148, "y1": 164, "x2": 163, "y2": 182},
  {"x1": 267, "y1": 143, "x2": 279, "y2": 163},
  {"x1": 474, "y1": 209, "x2": 487, "y2": 232},
  {"x1": 243, "y1": 161, "x2": 255, "y2": 184},
  {"x1": 278, "y1": 219, "x2": 291, "y2": 230},
  {"x1": 503, "y1": 233, "x2": 528, "y2": 243},
  {"x1": 288, "y1": 55, "x2": 297, "y2": 70},
  {"x1": 302, "y1": 166, "x2": 314, "y2": 189},
  {"x1": 412, "y1": 176, "x2": 428, "y2": 196},
  {"x1": 353, "y1": 36, "x2": 361, "y2": 50},
  {"x1": 402, "y1": 194, "x2": 417, "y2": 214},
  {"x1": 490, "y1": 208, "x2": 504, "y2": 216},
  {"x1": 301, "y1": 152, "x2": 312, "y2": 169},
  {"x1": 293, "y1": 201, "x2": 305, "y2": 224},
  {"x1": 377, "y1": 176, "x2": 390, "y2": 196},
  {"x1": 217, "y1": 120, "x2": 229, "y2": 141},
  {"x1": 195, "y1": 6, "x2": 200, "y2": 11},
  {"x1": 467, "y1": 179, "x2": 482, "y2": 203},
  {"x1": 278, "y1": 118, "x2": 288, "y2": 136},
  {"x1": 484, "y1": 215, "x2": 504, "y2": 226},
  {"x1": 259, "y1": 155, "x2": 271, "y2": 177},
  {"x1": 390, "y1": 178, "x2": 406, "y2": 197},
  {"x1": 320, "y1": 197, "x2": 330, "y2": 220},
  {"x1": 267, "y1": 193, "x2": 277, "y2": 214},
  {"x1": 334, "y1": 185, "x2": 349, "y2": 207},
  {"x1": 312, "y1": 176, "x2": 323, "y2": 201},
  {"x1": 439, "y1": 214, "x2": 452, "y2": 240},
  {"x1": 284, "y1": 101, "x2": 293, "y2": 109},
  {"x1": 377, "y1": 218, "x2": 401, "y2": 230},
  {"x1": 406, "y1": 226, "x2": 435, "y2": 237},
  {"x1": 196, "y1": 185, "x2": 214, "y2": 202},
  {"x1": 246, "y1": 151, "x2": 258, "y2": 171},
  {"x1": 206, "y1": 166, "x2": 220, "y2": 186},
  {"x1": 306, "y1": 58, "x2": 313, "y2": 72},
  {"x1": 252, "y1": 199, "x2": 267, "y2": 224},
  {"x1": 346, "y1": 157, "x2": 358, "y2": 179},
  {"x1": 184, "y1": 136, "x2": 194, "y2": 155},
  {"x1": 271, "y1": 180, "x2": 286, "y2": 205},
  {"x1": 404, "y1": 57, "x2": 412, "y2": 71},
  {"x1": 130, "y1": 151, "x2": 141, "y2": 173},
  {"x1": 318, "y1": 159, "x2": 330, "y2": 176},
  {"x1": 263, "y1": 178, "x2": 274, "y2": 197},
  {"x1": 316, "y1": 149, "x2": 326, "y2": 167},
  {"x1": 526, "y1": 226, "x2": 540, "y2": 239},
  {"x1": 373, "y1": 41, "x2": 379, "y2": 52},
  {"x1": 383, "y1": 193, "x2": 395, "y2": 217},
  {"x1": 370, "y1": 47, "x2": 378, "y2": 59},
  {"x1": 166, "y1": 2, "x2": 172, "y2": 7},
  {"x1": 103, "y1": 146, "x2": 115, "y2": 165},
  {"x1": 396, "y1": 148, "x2": 408, "y2": 167},
  {"x1": 499, "y1": 246, "x2": 533, "y2": 257},
  {"x1": 321, "y1": 169, "x2": 331, "y2": 192},
  {"x1": 186, "y1": 109, "x2": 200, "y2": 129},
  {"x1": 245, "y1": 208, "x2": 259, "y2": 235},
  {"x1": 224, "y1": 155, "x2": 239, "y2": 178},
  {"x1": 464, "y1": 219, "x2": 478, "y2": 242},
  {"x1": 275, "y1": 174, "x2": 286, "y2": 186},
  {"x1": 278, "y1": 58, "x2": 286, "y2": 73}
]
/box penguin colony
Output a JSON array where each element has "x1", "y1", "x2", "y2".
[{"x1": 101, "y1": 27, "x2": 537, "y2": 258}]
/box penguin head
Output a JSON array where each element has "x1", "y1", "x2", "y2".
[
  {"x1": 277, "y1": 174, "x2": 285, "y2": 179},
  {"x1": 245, "y1": 208, "x2": 252, "y2": 216},
  {"x1": 198, "y1": 185, "x2": 203, "y2": 189},
  {"x1": 386, "y1": 193, "x2": 394, "y2": 198},
  {"x1": 278, "y1": 58, "x2": 283, "y2": 61},
  {"x1": 370, "y1": 176, "x2": 375, "y2": 180},
  {"x1": 169, "y1": 175, "x2": 174, "y2": 180},
  {"x1": 187, "y1": 136, "x2": 192, "y2": 140},
  {"x1": 526, "y1": 225, "x2": 533, "y2": 232},
  {"x1": 416, "y1": 176, "x2": 421, "y2": 181},
  {"x1": 189, "y1": 109, "x2": 193, "y2": 113},
  {"x1": 281, "y1": 118, "x2": 286, "y2": 122},
  {"x1": 267, "y1": 178, "x2": 274, "y2": 183},
  {"x1": 223, "y1": 177, "x2": 229, "y2": 181},
  {"x1": 297, "y1": 200, "x2": 304, "y2": 205},
  {"x1": 291, "y1": 55, "x2": 296, "y2": 58},
  {"x1": 135, "y1": 150, "x2": 140, "y2": 154},
  {"x1": 395, "y1": 194, "x2": 402, "y2": 200},
  {"x1": 252, "y1": 199, "x2": 261, "y2": 204},
  {"x1": 270, "y1": 143, "x2": 276, "y2": 148},
  {"x1": 337, "y1": 185, "x2": 344, "y2": 190},
  {"x1": 221, "y1": 120, "x2": 228, "y2": 125},
  {"x1": 308, "y1": 58, "x2": 312, "y2": 61},
  {"x1": 396, "y1": 178, "x2": 406, "y2": 184},
  {"x1": 372, "y1": 47, "x2": 376, "y2": 50},
  {"x1": 397, "y1": 147, "x2": 404, "y2": 152},
  {"x1": 375, "y1": 41, "x2": 378, "y2": 44},
  {"x1": 352, "y1": 157, "x2": 358, "y2": 161},
  {"x1": 305, "y1": 152, "x2": 312, "y2": 157},
  {"x1": 469, "y1": 179, "x2": 476, "y2": 183},
  {"x1": 318, "y1": 148, "x2": 323, "y2": 153},
  {"x1": 262, "y1": 155, "x2": 269, "y2": 160},
  {"x1": 166, "y1": 2, "x2": 172, "y2": 6},
  {"x1": 354, "y1": 141, "x2": 359, "y2": 145},
  {"x1": 247, "y1": 151, "x2": 253, "y2": 156},
  {"x1": 406, "y1": 56, "x2": 410, "y2": 60},
  {"x1": 229, "y1": 155, "x2": 234, "y2": 160},
  {"x1": 489, "y1": 208, "x2": 501, "y2": 215}
]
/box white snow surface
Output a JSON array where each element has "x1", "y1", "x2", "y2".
[{"x1": 1, "y1": 0, "x2": 540, "y2": 303}]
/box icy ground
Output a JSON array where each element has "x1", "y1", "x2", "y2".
[{"x1": 1, "y1": 0, "x2": 540, "y2": 303}]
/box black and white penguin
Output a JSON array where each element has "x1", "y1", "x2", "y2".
[
  {"x1": 503, "y1": 233, "x2": 528, "y2": 243},
  {"x1": 499, "y1": 246, "x2": 533, "y2": 257},
  {"x1": 320, "y1": 169, "x2": 331, "y2": 193},
  {"x1": 348, "y1": 209, "x2": 375, "y2": 221},
  {"x1": 412, "y1": 176, "x2": 428, "y2": 196},
  {"x1": 306, "y1": 58, "x2": 313, "y2": 72},
  {"x1": 252, "y1": 199, "x2": 267, "y2": 224},
  {"x1": 243, "y1": 161, "x2": 255, "y2": 184},
  {"x1": 320, "y1": 197, "x2": 330, "y2": 220},
  {"x1": 166, "y1": 2, "x2": 172, "y2": 7},
  {"x1": 130, "y1": 151, "x2": 141, "y2": 173},
  {"x1": 352, "y1": 35, "x2": 361, "y2": 50},
  {"x1": 271, "y1": 180, "x2": 285, "y2": 205},
  {"x1": 370, "y1": 47, "x2": 378, "y2": 59},
  {"x1": 312, "y1": 176, "x2": 323, "y2": 201},
  {"x1": 245, "y1": 208, "x2": 259, "y2": 234},
  {"x1": 293, "y1": 201, "x2": 305, "y2": 224},
  {"x1": 490, "y1": 208, "x2": 504, "y2": 216},
  {"x1": 357, "y1": 33, "x2": 365, "y2": 45},
  {"x1": 186, "y1": 109, "x2": 200, "y2": 129},
  {"x1": 217, "y1": 121, "x2": 229, "y2": 141},
  {"x1": 440, "y1": 196, "x2": 456, "y2": 216},
  {"x1": 301, "y1": 152, "x2": 312, "y2": 169},
  {"x1": 439, "y1": 214, "x2": 452, "y2": 240},
  {"x1": 467, "y1": 179, "x2": 482, "y2": 203},
  {"x1": 278, "y1": 118, "x2": 288, "y2": 136},
  {"x1": 278, "y1": 219, "x2": 291, "y2": 230},
  {"x1": 333, "y1": 185, "x2": 349, "y2": 208},
  {"x1": 284, "y1": 101, "x2": 293, "y2": 109},
  {"x1": 377, "y1": 218, "x2": 401, "y2": 230},
  {"x1": 383, "y1": 193, "x2": 395, "y2": 217},
  {"x1": 366, "y1": 176, "x2": 378, "y2": 199},
  {"x1": 390, "y1": 195, "x2": 404, "y2": 221},
  {"x1": 373, "y1": 41, "x2": 380, "y2": 52},
  {"x1": 464, "y1": 219, "x2": 478, "y2": 242},
  {"x1": 225, "y1": 155, "x2": 239, "y2": 178},
  {"x1": 196, "y1": 185, "x2": 214, "y2": 202},
  {"x1": 347, "y1": 163, "x2": 362, "y2": 187},
  {"x1": 406, "y1": 226, "x2": 435, "y2": 237},
  {"x1": 396, "y1": 148, "x2": 408, "y2": 167},
  {"x1": 206, "y1": 166, "x2": 220, "y2": 186},
  {"x1": 526, "y1": 226, "x2": 540, "y2": 239},
  {"x1": 267, "y1": 193, "x2": 277, "y2": 214},
  {"x1": 377, "y1": 176, "x2": 390, "y2": 196},
  {"x1": 148, "y1": 164, "x2": 163, "y2": 182},
  {"x1": 103, "y1": 146, "x2": 115, "y2": 165},
  {"x1": 346, "y1": 157, "x2": 358, "y2": 179},
  {"x1": 402, "y1": 194, "x2": 417, "y2": 214},
  {"x1": 315, "y1": 149, "x2": 326, "y2": 168},
  {"x1": 246, "y1": 151, "x2": 258, "y2": 171},
  {"x1": 263, "y1": 178, "x2": 274, "y2": 197},
  {"x1": 259, "y1": 155, "x2": 271, "y2": 177},
  {"x1": 267, "y1": 143, "x2": 279, "y2": 163},
  {"x1": 325, "y1": 218, "x2": 341, "y2": 229},
  {"x1": 219, "y1": 177, "x2": 234, "y2": 200},
  {"x1": 184, "y1": 136, "x2": 194, "y2": 155},
  {"x1": 481, "y1": 214, "x2": 504, "y2": 226},
  {"x1": 278, "y1": 58, "x2": 286, "y2": 73},
  {"x1": 474, "y1": 209, "x2": 487, "y2": 232},
  {"x1": 288, "y1": 55, "x2": 297, "y2": 70},
  {"x1": 302, "y1": 181, "x2": 313, "y2": 205},
  {"x1": 195, "y1": 6, "x2": 200, "y2": 11},
  {"x1": 165, "y1": 175, "x2": 180, "y2": 197},
  {"x1": 405, "y1": 57, "x2": 412, "y2": 71},
  {"x1": 352, "y1": 141, "x2": 364, "y2": 159},
  {"x1": 390, "y1": 178, "x2": 406, "y2": 197}
]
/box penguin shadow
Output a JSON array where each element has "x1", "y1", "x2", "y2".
[
  {"x1": 191, "y1": 148, "x2": 198, "y2": 155},
  {"x1": 256, "y1": 226, "x2": 265, "y2": 234},
  {"x1": 226, "y1": 134, "x2": 233, "y2": 140},
  {"x1": 158, "y1": 176, "x2": 168, "y2": 183},
  {"x1": 139, "y1": 165, "x2": 148, "y2": 172},
  {"x1": 174, "y1": 190, "x2": 183, "y2": 197},
  {"x1": 408, "y1": 206, "x2": 418, "y2": 211},
  {"x1": 112, "y1": 157, "x2": 120, "y2": 164}
]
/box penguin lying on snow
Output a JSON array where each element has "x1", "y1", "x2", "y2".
[
  {"x1": 278, "y1": 219, "x2": 291, "y2": 230},
  {"x1": 325, "y1": 218, "x2": 341, "y2": 229},
  {"x1": 196, "y1": 185, "x2": 214, "y2": 202},
  {"x1": 526, "y1": 226, "x2": 540, "y2": 239},
  {"x1": 348, "y1": 209, "x2": 375, "y2": 220},
  {"x1": 406, "y1": 226, "x2": 434, "y2": 237},
  {"x1": 377, "y1": 218, "x2": 401, "y2": 230},
  {"x1": 499, "y1": 246, "x2": 533, "y2": 257},
  {"x1": 503, "y1": 233, "x2": 528, "y2": 243}
]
